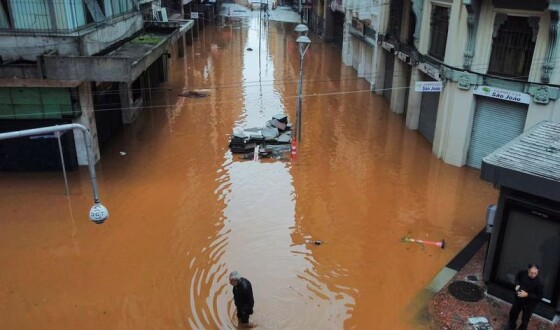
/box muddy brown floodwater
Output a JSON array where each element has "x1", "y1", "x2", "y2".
[{"x1": 0, "y1": 16, "x2": 497, "y2": 330}]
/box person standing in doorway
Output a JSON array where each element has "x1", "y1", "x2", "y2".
[
  {"x1": 229, "y1": 271, "x2": 255, "y2": 328},
  {"x1": 507, "y1": 263, "x2": 544, "y2": 330}
]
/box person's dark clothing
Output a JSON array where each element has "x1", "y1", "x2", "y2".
[
  {"x1": 233, "y1": 277, "x2": 254, "y2": 324},
  {"x1": 508, "y1": 270, "x2": 544, "y2": 330}
]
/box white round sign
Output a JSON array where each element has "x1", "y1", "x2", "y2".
[{"x1": 89, "y1": 203, "x2": 109, "y2": 224}]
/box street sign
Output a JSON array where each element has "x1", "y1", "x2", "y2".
[
  {"x1": 418, "y1": 63, "x2": 441, "y2": 81},
  {"x1": 382, "y1": 41, "x2": 394, "y2": 52},
  {"x1": 473, "y1": 85, "x2": 531, "y2": 104},
  {"x1": 415, "y1": 81, "x2": 443, "y2": 92}
]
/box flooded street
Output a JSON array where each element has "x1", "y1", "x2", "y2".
[{"x1": 0, "y1": 14, "x2": 497, "y2": 329}]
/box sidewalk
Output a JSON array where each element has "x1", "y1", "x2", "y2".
[{"x1": 428, "y1": 240, "x2": 560, "y2": 329}]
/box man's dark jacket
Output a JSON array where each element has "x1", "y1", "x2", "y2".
[
  {"x1": 515, "y1": 270, "x2": 544, "y2": 307},
  {"x1": 233, "y1": 277, "x2": 254, "y2": 313}
]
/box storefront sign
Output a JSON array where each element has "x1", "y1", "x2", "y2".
[
  {"x1": 418, "y1": 63, "x2": 441, "y2": 81},
  {"x1": 473, "y1": 86, "x2": 531, "y2": 104},
  {"x1": 191, "y1": 12, "x2": 199, "y2": 19},
  {"x1": 397, "y1": 52, "x2": 409, "y2": 64},
  {"x1": 355, "y1": 21, "x2": 364, "y2": 36},
  {"x1": 382, "y1": 41, "x2": 394, "y2": 52},
  {"x1": 415, "y1": 81, "x2": 443, "y2": 92}
]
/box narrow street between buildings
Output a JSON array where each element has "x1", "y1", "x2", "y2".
[{"x1": 0, "y1": 11, "x2": 498, "y2": 329}]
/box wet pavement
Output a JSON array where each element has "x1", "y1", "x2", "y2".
[
  {"x1": 0, "y1": 13, "x2": 498, "y2": 330},
  {"x1": 430, "y1": 243, "x2": 560, "y2": 330}
]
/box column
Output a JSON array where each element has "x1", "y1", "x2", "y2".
[
  {"x1": 120, "y1": 82, "x2": 138, "y2": 124},
  {"x1": 373, "y1": 50, "x2": 386, "y2": 95},
  {"x1": 73, "y1": 82, "x2": 100, "y2": 165},
  {"x1": 437, "y1": 84, "x2": 475, "y2": 166},
  {"x1": 405, "y1": 67, "x2": 422, "y2": 128},
  {"x1": 391, "y1": 60, "x2": 408, "y2": 114}
]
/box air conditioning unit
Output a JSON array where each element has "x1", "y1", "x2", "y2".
[
  {"x1": 155, "y1": 8, "x2": 168, "y2": 22},
  {"x1": 486, "y1": 204, "x2": 497, "y2": 233}
]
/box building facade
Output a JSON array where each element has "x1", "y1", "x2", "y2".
[
  {"x1": 0, "y1": 0, "x2": 193, "y2": 170},
  {"x1": 342, "y1": 0, "x2": 560, "y2": 169},
  {"x1": 481, "y1": 121, "x2": 560, "y2": 319},
  {"x1": 303, "y1": 0, "x2": 344, "y2": 46}
]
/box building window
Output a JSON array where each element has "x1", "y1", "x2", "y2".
[
  {"x1": 406, "y1": 9, "x2": 416, "y2": 46},
  {"x1": 488, "y1": 16, "x2": 536, "y2": 80},
  {"x1": 428, "y1": 5, "x2": 449, "y2": 61},
  {"x1": 3, "y1": 0, "x2": 89, "y2": 32},
  {"x1": 0, "y1": 88, "x2": 81, "y2": 120},
  {"x1": 111, "y1": 0, "x2": 134, "y2": 16},
  {"x1": 387, "y1": 0, "x2": 403, "y2": 41}
]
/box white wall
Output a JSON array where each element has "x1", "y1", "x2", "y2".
[{"x1": 81, "y1": 14, "x2": 143, "y2": 55}]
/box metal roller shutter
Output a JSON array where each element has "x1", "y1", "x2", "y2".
[
  {"x1": 383, "y1": 53, "x2": 395, "y2": 101},
  {"x1": 466, "y1": 97, "x2": 528, "y2": 169},
  {"x1": 418, "y1": 87, "x2": 440, "y2": 144}
]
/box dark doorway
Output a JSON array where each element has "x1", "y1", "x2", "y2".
[
  {"x1": 0, "y1": 119, "x2": 78, "y2": 171},
  {"x1": 332, "y1": 11, "x2": 344, "y2": 47},
  {"x1": 92, "y1": 82, "x2": 123, "y2": 149}
]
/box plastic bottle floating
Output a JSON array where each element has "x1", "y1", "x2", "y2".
[{"x1": 400, "y1": 235, "x2": 445, "y2": 249}]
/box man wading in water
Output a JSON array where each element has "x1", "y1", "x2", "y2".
[{"x1": 229, "y1": 271, "x2": 255, "y2": 328}]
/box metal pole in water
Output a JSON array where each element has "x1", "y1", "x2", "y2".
[
  {"x1": 0, "y1": 124, "x2": 109, "y2": 224},
  {"x1": 55, "y1": 130, "x2": 70, "y2": 196}
]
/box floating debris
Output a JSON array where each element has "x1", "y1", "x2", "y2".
[
  {"x1": 400, "y1": 235, "x2": 445, "y2": 249},
  {"x1": 238, "y1": 144, "x2": 291, "y2": 160},
  {"x1": 178, "y1": 89, "x2": 211, "y2": 98},
  {"x1": 247, "y1": 47, "x2": 253, "y2": 51},
  {"x1": 229, "y1": 114, "x2": 292, "y2": 157}
]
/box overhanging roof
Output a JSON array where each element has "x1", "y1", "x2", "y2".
[
  {"x1": 481, "y1": 121, "x2": 560, "y2": 202},
  {"x1": 41, "y1": 20, "x2": 194, "y2": 83}
]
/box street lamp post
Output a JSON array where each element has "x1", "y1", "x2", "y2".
[
  {"x1": 0, "y1": 124, "x2": 109, "y2": 224},
  {"x1": 294, "y1": 24, "x2": 309, "y2": 36},
  {"x1": 295, "y1": 31, "x2": 311, "y2": 143}
]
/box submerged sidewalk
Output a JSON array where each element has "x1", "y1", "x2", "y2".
[{"x1": 428, "y1": 235, "x2": 560, "y2": 330}]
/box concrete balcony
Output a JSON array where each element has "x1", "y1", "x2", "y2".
[{"x1": 0, "y1": 20, "x2": 194, "y2": 85}]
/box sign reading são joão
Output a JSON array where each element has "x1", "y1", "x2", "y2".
[
  {"x1": 415, "y1": 81, "x2": 443, "y2": 92},
  {"x1": 473, "y1": 86, "x2": 531, "y2": 104}
]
